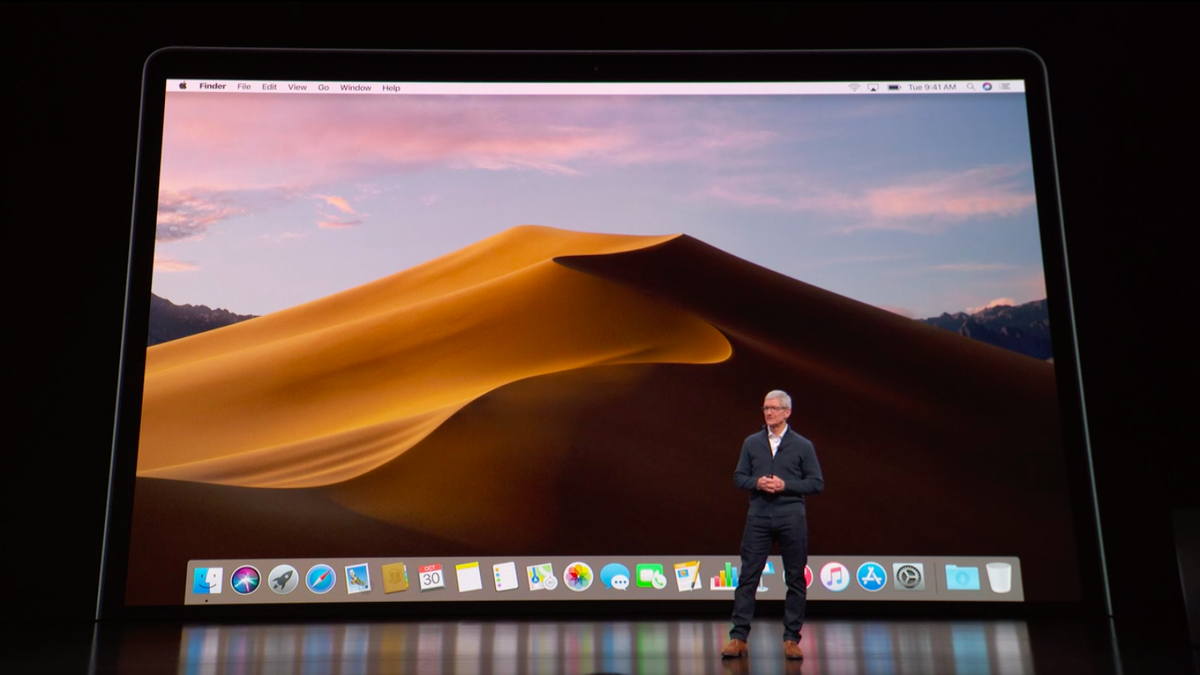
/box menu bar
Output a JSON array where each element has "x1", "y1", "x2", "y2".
[{"x1": 166, "y1": 80, "x2": 1026, "y2": 96}]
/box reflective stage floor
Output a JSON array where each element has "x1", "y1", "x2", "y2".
[{"x1": 12, "y1": 617, "x2": 1197, "y2": 675}]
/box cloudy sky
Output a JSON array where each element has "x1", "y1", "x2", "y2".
[{"x1": 153, "y1": 91, "x2": 1044, "y2": 318}]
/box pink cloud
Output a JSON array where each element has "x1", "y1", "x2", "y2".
[
  {"x1": 158, "y1": 96, "x2": 654, "y2": 191},
  {"x1": 706, "y1": 165, "x2": 1036, "y2": 233},
  {"x1": 153, "y1": 253, "x2": 198, "y2": 272},
  {"x1": 318, "y1": 220, "x2": 362, "y2": 229},
  {"x1": 315, "y1": 194, "x2": 358, "y2": 214},
  {"x1": 156, "y1": 190, "x2": 245, "y2": 242},
  {"x1": 864, "y1": 166, "x2": 1037, "y2": 221},
  {"x1": 967, "y1": 297, "x2": 1018, "y2": 314},
  {"x1": 156, "y1": 95, "x2": 784, "y2": 193}
]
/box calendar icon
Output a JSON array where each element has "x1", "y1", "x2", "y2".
[{"x1": 418, "y1": 563, "x2": 446, "y2": 592}]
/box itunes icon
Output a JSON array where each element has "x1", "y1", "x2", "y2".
[{"x1": 819, "y1": 562, "x2": 850, "y2": 592}]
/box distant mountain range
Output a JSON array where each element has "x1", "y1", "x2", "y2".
[
  {"x1": 919, "y1": 299, "x2": 1052, "y2": 360},
  {"x1": 147, "y1": 293, "x2": 257, "y2": 346},
  {"x1": 147, "y1": 292, "x2": 1052, "y2": 360}
]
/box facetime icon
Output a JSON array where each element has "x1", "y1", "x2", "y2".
[{"x1": 635, "y1": 564, "x2": 668, "y2": 589}]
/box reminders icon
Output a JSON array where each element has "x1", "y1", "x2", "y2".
[{"x1": 493, "y1": 562, "x2": 519, "y2": 592}]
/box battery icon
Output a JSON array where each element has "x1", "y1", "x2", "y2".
[{"x1": 887, "y1": 84, "x2": 900, "y2": 91}]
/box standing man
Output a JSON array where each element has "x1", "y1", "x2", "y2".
[{"x1": 722, "y1": 390, "x2": 824, "y2": 660}]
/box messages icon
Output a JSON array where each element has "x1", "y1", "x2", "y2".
[
  {"x1": 601, "y1": 563, "x2": 631, "y2": 590},
  {"x1": 945, "y1": 564, "x2": 981, "y2": 590},
  {"x1": 635, "y1": 564, "x2": 668, "y2": 589}
]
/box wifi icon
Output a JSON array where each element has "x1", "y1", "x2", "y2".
[{"x1": 848, "y1": 83, "x2": 861, "y2": 92}]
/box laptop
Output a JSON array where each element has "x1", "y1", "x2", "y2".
[{"x1": 99, "y1": 48, "x2": 1106, "y2": 617}]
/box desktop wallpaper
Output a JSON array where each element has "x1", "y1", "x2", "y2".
[{"x1": 127, "y1": 90, "x2": 1077, "y2": 604}]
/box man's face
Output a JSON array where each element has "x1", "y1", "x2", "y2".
[{"x1": 763, "y1": 397, "x2": 791, "y2": 427}]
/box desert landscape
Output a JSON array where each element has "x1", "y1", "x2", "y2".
[{"x1": 129, "y1": 225, "x2": 1076, "y2": 604}]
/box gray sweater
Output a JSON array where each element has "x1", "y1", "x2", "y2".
[{"x1": 734, "y1": 426, "x2": 825, "y2": 515}]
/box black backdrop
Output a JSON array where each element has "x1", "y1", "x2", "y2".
[{"x1": 10, "y1": 2, "x2": 1192, "y2": 631}]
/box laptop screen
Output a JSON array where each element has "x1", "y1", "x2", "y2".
[{"x1": 105, "y1": 50, "x2": 1097, "y2": 613}]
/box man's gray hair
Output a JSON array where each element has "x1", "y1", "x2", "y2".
[{"x1": 764, "y1": 390, "x2": 792, "y2": 409}]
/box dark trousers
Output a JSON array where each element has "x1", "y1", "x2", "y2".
[{"x1": 730, "y1": 511, "x2": 808, "y2": 643}]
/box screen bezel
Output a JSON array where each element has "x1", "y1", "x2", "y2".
[{"x1": 99, "y1": 47, "x2": 1106, "y2": 620}]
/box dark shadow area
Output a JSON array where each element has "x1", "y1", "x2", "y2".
[{"x1": 10, "y1": 1, "x2": 1192, "y2": 672}]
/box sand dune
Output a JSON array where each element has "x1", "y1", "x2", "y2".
[
  {"x1": 137, "y1": 226, "x2": 731, "y2": 487},
  {"x1": 130, "y1": 227, "x2": 1078, "y2": 603},
  {"x1": 318, "y1": 234, "x2": 1073, "y2": 598}
]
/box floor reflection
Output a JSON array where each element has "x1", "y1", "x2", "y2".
[{"x1": 156, "y1": 619, "x2": 1040, "y2": 675}]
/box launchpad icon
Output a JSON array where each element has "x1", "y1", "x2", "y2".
[{"x1": 268, "y1": 564, "x2": 299, "y2": 594}]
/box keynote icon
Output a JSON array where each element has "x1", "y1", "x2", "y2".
[
  {"x1": 820, "y1": 562, "x2": 850, "y2": 592},
  {"x1": 986, "y1": 562, "x2": 1013, "y2": 593},
  {"x1": 892, "y1": 563, "x2": 925, "y2": 591},
  {"x1": 381, "y1": 563, "x2": 409, "y2": 593},
  {"x1": 600, "y1": 563, "x2": 631, "y2": 590},
  {"x1": 757, "y1": 561, "x2": 775, "y2": 591},
  {"x1": 231, "y1": 566, "x2": 261, "y2": 595},
  {"x1": 945, "y1": 564, "x2": 981, "y2": 590},
  {"x1": 564, "y1": 562, "x2": 595, "y2": 592},
  {"x1": 193, "y1": 567, "x2": 223, "y2": 594},
  {"x1": 856, "y1": 562, "x2": 887, "y2": 592},
  {"x1": 306, "y1": 564, "x2": 336, "y2": 594},
  {"x1": 345, "y1": 563, "x2": 371, "y2": 594},
  {"x1": 635, "y1": 564, "x2": 668, "y2": 589},
  {"x1": 268, "y1": 564, "x2": 299, "y2": 594}
]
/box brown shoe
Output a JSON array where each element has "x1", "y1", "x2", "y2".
[
  {"x1": 721, "y1": 639, "x2": 749, "y2": 658},
  {"x1": 783, "y1": 640, "x2": 804, "y2": 660}
]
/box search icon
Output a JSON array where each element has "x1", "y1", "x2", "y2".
[{"x1": 967, "y1": 83, "x2": 975, "y2": 90}]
